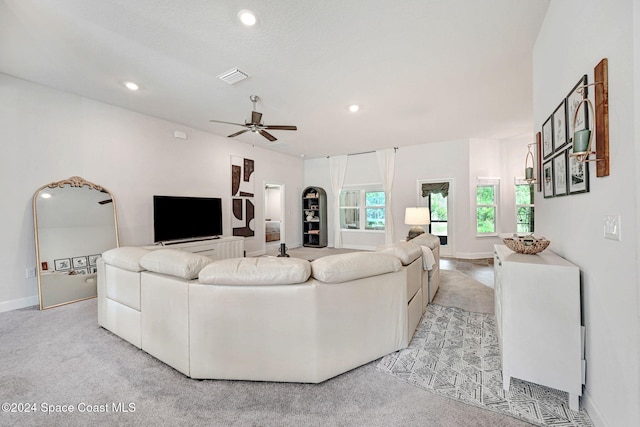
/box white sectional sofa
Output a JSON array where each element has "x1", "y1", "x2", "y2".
[{"x1": 97, "y1": 236, "x2": 440, "y2": 383}]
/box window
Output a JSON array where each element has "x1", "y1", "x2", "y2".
[
  {"x1": 476, "y1": 179, "x2": 499, "y2": 235},
  {"x1": 515, "y1": 180, "x2": 535, "y2": 233},
  {"x1": 339, "y1": 187, "x2": 385, "y2": 230}
]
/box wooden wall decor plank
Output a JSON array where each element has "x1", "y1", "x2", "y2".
[
  {"x1": 536, "y1": 131, "x2": 542, "y2": 192},
  {"x1": 595, "y1": 58, "x2": 610, "y2": 177}
]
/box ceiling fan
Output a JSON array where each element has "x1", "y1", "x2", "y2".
[{"x1": 209, "y1": 95, "x2": 297, "y2": 142}]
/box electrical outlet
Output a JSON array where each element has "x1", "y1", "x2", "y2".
[
  {"x1": 604, "y1": 215, "x2": 621, "y2": 241},
  {"x1": 26, "y1": 267, "x2": 36, "y2": 278}
]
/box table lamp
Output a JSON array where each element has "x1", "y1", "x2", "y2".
[{"x1": 405, "y1": 207, "x2": 430, "y2": 240}]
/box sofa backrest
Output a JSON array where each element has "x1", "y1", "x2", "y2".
[
  {"x1": 310, "y1": 252, "x2": 401, "y2": 284},
  {"x1": 199, "y1": 257, "x2": 311, "y2": 285},
  {"x1": 102, "y1": 246, "x2": 152, "y2": 272},
  {"x1": 376, "y1": 241, "x2": 422, "y2": 266}
]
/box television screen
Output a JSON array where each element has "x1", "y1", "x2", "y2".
[{"x1": 153, "y1": 196, "x2": 223, "y2": 243}]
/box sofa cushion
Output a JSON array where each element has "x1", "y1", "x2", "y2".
[
  {"x1": 409, "y1": 233, "x2": 440, "y2": 250},
  {"x1": 102, "y1": 247, "x2": 151, "y2": 272},
  {"x1": 139, "y1": 249, "x2": 211, "y2": 280},
  {"x1": 199, "y1": 257, "x2": 311, "y2": 285},
  {"x1": 377, "y1": 241, "x2": 421, "y2": 266},
  {"x1": 311, "y1": 252, "x2": 401, "y2": 284}
]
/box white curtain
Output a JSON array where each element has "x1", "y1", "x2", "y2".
[
  {"x1": 376, "y1": 148, "x2": 395, "y2": 245},
  {"x1": 329, "y1": 155, "x2": 348, "y2": 248}
]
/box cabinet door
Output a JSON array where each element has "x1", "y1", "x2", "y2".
[{"x1": 493, "y1": 250, "x2": 503, "y2": 343}]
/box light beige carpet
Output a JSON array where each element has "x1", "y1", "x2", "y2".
[{"x1": 433, "y1": 269, "x2": 495, "y2": 314}]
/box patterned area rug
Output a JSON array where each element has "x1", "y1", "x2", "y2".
[{"x1": 377, "y1": 304, "x2": 593, "y2": 426}]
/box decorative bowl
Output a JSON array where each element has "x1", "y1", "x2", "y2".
[{"x1": 503, "y1": 236, "x2": 550, "y2": 255}]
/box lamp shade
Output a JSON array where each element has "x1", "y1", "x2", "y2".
[{"x1": 405, "y1": 207, "x2": 430, "y2": 225}]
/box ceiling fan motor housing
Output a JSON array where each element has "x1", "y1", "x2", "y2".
[{"x1": 209, "y1": 94, "x2": 296, "y2": 142}]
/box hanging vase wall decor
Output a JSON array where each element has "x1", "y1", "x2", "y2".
[
  {"x1": 570, "y1": 96, "x2": 595, "y2": 162},
  {"x1": 524, "y1": 143, "x2": 536, "y2": 183}
]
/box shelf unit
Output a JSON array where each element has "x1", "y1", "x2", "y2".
[{"x1": 302, "y1": 186, "x2": 327, "y2": 248}]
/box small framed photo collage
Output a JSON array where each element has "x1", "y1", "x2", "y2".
[
  {"x1": 53, "y1": 254, "x2": 100, "y2": 274},
  {"x1": 541, "y1": 74, "x2": 590, "y2": 199}
]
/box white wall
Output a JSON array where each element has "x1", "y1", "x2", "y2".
[
  {"x1": 0, "y1": 73, "x2": 304, "y2": 312},
  {"x1": 264, "y1": 187, "x2": 281, "y2": 221},
  {"x1": 305, "y1": 136, "x2": 533, "y2": 257},
  {"x1": 533, "y1": 1, "x2": 639, "y2": 425}
]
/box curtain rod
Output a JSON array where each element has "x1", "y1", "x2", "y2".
[{"x1": 327, "y1": 147, "x2": 398, "y2": 158}]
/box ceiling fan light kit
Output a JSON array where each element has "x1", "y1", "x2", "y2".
[{"x1": 209, "y1": 95, "x2": 297, "y2": 142}]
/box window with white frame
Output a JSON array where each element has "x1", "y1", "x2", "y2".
[
  {"x1": 339, "y1": 186, "x2": 385, "y2": 231},
  {"x1": 476, "y1": 178, "x2": 499, "y2": 235},
  {"x1": 515, "y1": 179, "x2": 535, "y2": 233}
]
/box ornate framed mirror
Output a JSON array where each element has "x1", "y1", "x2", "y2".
[{"x1": 33, "y1": 176, "x2": 120, "y2": 309}]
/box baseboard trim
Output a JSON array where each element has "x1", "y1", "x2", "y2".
[
  {"x1": 0, "y1": 295, "x2": 39, "y2": 313},
  {"x1": 582, "y1": 388, "x2": 608, "y2": 427},
  {"x1": 454, "y1": 251, "x2": 494, "y2": 260}
]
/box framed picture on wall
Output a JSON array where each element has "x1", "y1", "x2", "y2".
[
  {"x1": 72, "y1": 256, "x2": 88, "y2": 269},
  {"x1": 568, "y1": 146, "x2": 590, "y2": 194},
  {"x1": 553, "y1": 149, "x2": 568, "y2": 197},
  {"x1": 553, "y1": 99, "x2": 568, "y2": 151},
  {"x1": 543, "y1": 160, "x2": 554, "y2": 198},
  {"x1": 54, "y1": 258, "x2": 71, "y2": 271},
  {"x1": 88, "y1": 254, "x2": 100, "y2": 266},
  {"x1": 567, "y1": 75, "x2": 589, "y2": 142},
  {"x1": 542, "y1": 116, "x2": 554, "y2": 159}
]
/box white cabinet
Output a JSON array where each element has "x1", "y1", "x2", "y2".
[
  {"x1": 146, "y1": 236, "x2": 244, "y2": 260},
  {"x1": 493, "y1": 244, "x2": 584, "y2": 411}
]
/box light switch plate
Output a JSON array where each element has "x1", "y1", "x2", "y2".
[{"x1": 604, "y1": 215, "x2": 621, "y2": 241}]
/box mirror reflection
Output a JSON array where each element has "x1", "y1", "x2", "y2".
[{"x1": 33, "y1": 176, "x2": 119, "y2": 309}]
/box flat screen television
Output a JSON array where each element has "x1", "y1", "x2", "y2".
[{"x1": 153, "y1": 195, "x2": 223, "y2": 243}]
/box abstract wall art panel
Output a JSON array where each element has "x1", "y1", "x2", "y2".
[{"x1": 231, "y1": 156, "x2": 255, "y2": 237}]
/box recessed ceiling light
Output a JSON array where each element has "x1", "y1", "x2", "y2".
[
  {"x1": 349, "y1": 104, "x2": 360, "y2": 113},
  {"x1": 238, "y1": 10, "x2": 257, "y2": 26},
  {"x1": 124, "y1": 81, "x2": 139, "y2": 91},
  {"x1": 40, "y1": 193, "x2": 51, "y2": 199}
]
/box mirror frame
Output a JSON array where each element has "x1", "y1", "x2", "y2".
[{"x1": 33, "y1": 176, "x2": 120, "y2": 310}]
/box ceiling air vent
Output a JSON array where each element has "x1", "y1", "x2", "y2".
[{"x1": 217, "y1": 68, "x2": 249, "y2": 85}]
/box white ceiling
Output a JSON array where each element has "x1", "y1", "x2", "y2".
[{"x1": 0, "y1": 0, "x2": 549, "y2": 159}]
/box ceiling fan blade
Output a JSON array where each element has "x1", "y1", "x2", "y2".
[
  {"x1": 251, "y1": 111, "x2": 262, "y2": 125},
  {"x1": 228, "y1": 129, "x2": 250, "y2": 138},
  {"x1": 262, "y1": 125, "x2": 297, "y2": 131},
  {"x1": 258, "y1": 130, "x2": 277, "y2": 142},
  {"x1": 209, "y1": 119, "x2": 246, "y2": 127}
]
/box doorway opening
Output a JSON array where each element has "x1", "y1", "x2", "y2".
[
  {"x1": 264, "y1": 183, "x2": 285, "y2": 253},
  {"x1": 418, "y1": 179, "x2": 453, "y2": 257}
]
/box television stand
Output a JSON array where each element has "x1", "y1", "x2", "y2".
[
  {"x1": 160, "y1": 236, "x2": 221, "y2": 246},
  {"x1": 145, "y1": 236, "x2": 243, "y2": 260}
]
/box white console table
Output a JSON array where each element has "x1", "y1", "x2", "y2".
[
  {"x1": 493, "y1": 244, "x2": 585, "y2": 411},
  {"x1": 146, "y1": 236, "x2": 244, "y2": 260}
]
